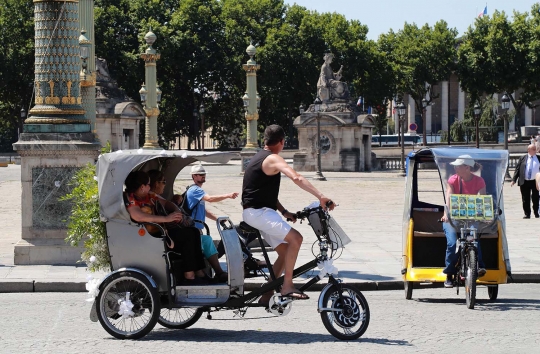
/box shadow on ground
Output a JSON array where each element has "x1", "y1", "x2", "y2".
[{"x1": 126, "y1": 328, "x2": 411, "y2": 345}]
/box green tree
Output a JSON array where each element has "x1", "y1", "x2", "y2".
[
  {"x1": 457, "y1": 8, "x2": 540, "y2": 142},
  {"x1": 0, "y1": 0, "x2": 34, "y2": 151},
  {"x1": 381, "y1": 21, "x2": 458, "y2": 146}
]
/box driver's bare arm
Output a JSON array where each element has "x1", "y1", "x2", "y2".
[
  {"x1": 442, "y1": 183, "x2": 454, "y2": 222},
  {"x1": 262, "y1": 154, "x2": 335, "y2": 210}
]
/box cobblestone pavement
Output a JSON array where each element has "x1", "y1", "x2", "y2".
[{"x1": 0, "y1": 284, "x2": 539, "y2": 354}]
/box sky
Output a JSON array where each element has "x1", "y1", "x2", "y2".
[{"x1": 283, "y1": 0, "x2": 536, "y2": 40}]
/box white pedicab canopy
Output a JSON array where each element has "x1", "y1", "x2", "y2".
[{"x1": 96, "y1": 149, "x2": 237, "y2": 222}]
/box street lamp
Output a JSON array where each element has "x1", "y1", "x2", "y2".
[
  {"x1": 192, "y1": 108, "x2": 200, "y2": 150},
  {"x1": 501, "y1": 93, "x2": 511, "y2": 180},
  {"x1": 156, "y1": 85, "x2": 162, "y2": 104},
  {"x1": 140, "y1": 28, "x2": 161, "y2": 149},
  {"x1": 397, "y1": 102, "x2": 407, "y2": 176},
  {"x1": 242, "y1": 93, "x2": 249, "y2": 112},
  {"x1": 422, "y1": 98, "x2": 428, "y2": 146},
  {"x1": 299, "y1": 104, "x2": 305, "y2": 115},
  {"x1": 199, "y1": 104, "x2": 205, "y2": 151},
  {"x1": 139, "y1": 83, "x2": 147, "y2": 105},
  {"x1": 19, "y1": 108, "x2": 26, "y2": 138},
  {"x1": 474, "y1": 102, "x2": 482, "y2": 148},
  {"x1": 313, "y1": 96, "x2": 326, "y2": 181}
]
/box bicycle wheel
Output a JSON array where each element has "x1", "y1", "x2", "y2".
[
  {"x1": 320, "y1": 284, "x2": 370, "y2": 340},
  {"x1": 404, "y1": 281, "x2": 413, "y2": 300},
  {"x1": 465, "y1": 248, "x2": 478, "y2": 309},
  {"x1": 95, "y1": 271, "x2": 160, "y2": 339},
  {"x1": 158, "y1": 307, "x2": 203, "y2": 329},
  {"x1": 488, "y1": 285, "x2": 498, "y2": 301}
]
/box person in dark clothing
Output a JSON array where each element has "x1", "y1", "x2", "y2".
[
  {"x1": 124, "y1": 170, "x2": 207, "y2": 284},
  {"x1": 511, "y1": 144, "x2": 540, "y2": 218},
  {"x1": 242, "y1": 125, "x2": 335, "y2": 304}
]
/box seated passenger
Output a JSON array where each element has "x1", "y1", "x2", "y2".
[
  {"x1": 147, "y1": 169, "x2": 228, "y2": 283},
  {"x1": 440, "y1": 155, "x2": 486, "y2": 288},
  {"x1": 124, "y1": 170, "x2": 208, "y2": 285}
]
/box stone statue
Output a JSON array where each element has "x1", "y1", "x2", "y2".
[
  {"x1": 96, "y1": 57, "x2": 113, "y2": 82},
  {"x1": 317, "y1": 52, "x2": 350, "y2": 102}
]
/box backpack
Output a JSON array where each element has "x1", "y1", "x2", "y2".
[{"x1": 179, "y1": 184, "x2": 201, "y2": 216}]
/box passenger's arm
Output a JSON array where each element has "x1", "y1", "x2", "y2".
[
  {"x1": 263, "y1": 154, "x2": 335, "y2": 210},
  {"x1": 202, "y1": 192, "x2": 238, "y2": 203},
  {"x1": 128, "y1": 205, "x2": 183, "y2": 224}
]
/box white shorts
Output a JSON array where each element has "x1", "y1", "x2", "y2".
[{"x1": 242, "y1": 207, "x2": 291, "y2": 249}]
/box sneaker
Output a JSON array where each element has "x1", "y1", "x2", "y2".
[
  {"x1": 478, "y1": 268, "x2": 486, "y2": 277},
  {"x1": 444, "y1": 275, "x2": 453, "y2": 288}
]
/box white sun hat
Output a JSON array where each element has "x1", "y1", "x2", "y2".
[
  {"x1": 450, "y1": 154, "x2": 475, "y2": 167},
  {"x1": 190, "y1": 163, "x2": 206, "y2": 175}
]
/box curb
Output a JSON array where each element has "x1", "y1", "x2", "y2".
[{"x1": 2, "y1": 273, "x2": 539, "y2": 293}]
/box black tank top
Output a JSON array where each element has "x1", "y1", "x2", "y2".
[{"x1": 242, "y1": 149, "x2": 281, "y2": 210}]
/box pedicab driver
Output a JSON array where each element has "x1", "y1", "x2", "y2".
[
  {"x1": 242, "y1": 124, "x2": 335, "y2": 303},
  {"x1": 441, "y1": 154, "x2": 487, "y2": 288}
]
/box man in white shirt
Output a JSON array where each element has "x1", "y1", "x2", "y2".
[{"x1": 511, "y1": 144, "x2": 540, "y2": 218}]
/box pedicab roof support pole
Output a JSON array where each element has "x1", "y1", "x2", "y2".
[
  {"x1": 140, "y1": 28, "x2": 161, "y2": 149},
  {"x1": 242, "y1": 42, "x2": 260, "y2": 151},
  {"x1": 501, "y1": 93, "x2": 511, "y2": 181},
  {"x1": 397, "y1": 102, "x2": 407, "y2": 177}
]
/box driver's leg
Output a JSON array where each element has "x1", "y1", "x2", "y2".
[{"x1": 280, "y1": 228, "x2": 303, "y2": 296}]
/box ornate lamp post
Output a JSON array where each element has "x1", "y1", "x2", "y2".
[
  {"x1": 242, "y1": 43, "x2": 260, "y2": 150},
  {"x1": 199, "y1": 104, "x2": 205, "y2": 151},
  {"x1": 19, "y1": 108, "x2": 26, "y2": 138},
  {"x1": 397, "y1": 102, "x2": 407, "y2": 176},
  {"x1": 313, "y1": 96, "x2": 326, "y2": 181},
  {"x1": 501, "y1": 93, "x2": 511, "y2": 180},
  {"x1": 422, "y1": 98, "x2": 428, "y2": 146},
  {"x1": 140, "y1": 28, "x2": 161, "y2": 149},
  {"x1": 474, "y1": 102, "x2": 482, "y2": 148}
]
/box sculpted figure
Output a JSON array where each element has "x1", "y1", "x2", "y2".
[
  {"x1": 96, "y1": 57, "x2": 112, "y2": 82},
  {"x1": 317, "y1": 52, "x2": 349, "y2": 102}
]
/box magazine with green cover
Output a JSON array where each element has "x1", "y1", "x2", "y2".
[{"x1": 449, "y1": 194, "x2": 494, "y2": 220}]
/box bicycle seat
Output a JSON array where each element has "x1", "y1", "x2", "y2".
[{"x1": 239, "y1": 221, "x2": 259, "y2": 234}]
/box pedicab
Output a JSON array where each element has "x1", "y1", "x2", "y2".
[
  {"x1": 402, "y1": 147, "x2": 511, "y2": 308},
  {"x1": 90, "y1": 149, "x2": 370, "y2": 340}
]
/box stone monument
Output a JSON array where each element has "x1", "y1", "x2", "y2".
[
  {"x1": 94, "y1": 58, "x2": 145, "y2": 150},
  {"x1": 12, "y1": 0, "x2": 100, "y2": 264},
  {"x1": 294, "y1": 52, "x2": 374, "y2": 172}
]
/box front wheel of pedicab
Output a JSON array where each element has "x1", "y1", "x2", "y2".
[
  {"x1": 465, "y1": 249, "x2": 478, "y2": 310},
  {"x1": 404, "y1": 281, "x2": 413, "y2": 300},
  {"x1": 487, "y1": 285, "x2": 498, "y2": 301},
  {"x1": 319, "y1": 284, "x2": 370, "y2": 340},
  {"x1": 95, "y1": 271, "x2": 160, "y2": 339}
]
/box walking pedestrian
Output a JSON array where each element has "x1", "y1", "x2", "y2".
[{"x1": 511, "y1": 144, "x2": 540, "y2": 218}]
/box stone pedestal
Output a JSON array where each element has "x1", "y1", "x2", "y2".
[
  {"x1": 293, "y1": 102, "x2": 374, "y2": 172},
  {"x1": 240, "y1": 148, "x2": 259, "y2": 174},
  {"x1": 13, "y1": 134, "x2": 100, "y2": 264}
]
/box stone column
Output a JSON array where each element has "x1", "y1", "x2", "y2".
[
  {"x1": 509, "y1": 92, "x2": 516, "y2": 132},
  {"x1": 458, "y1": 83, "x2": 465, "y2": 121},
  {"x1": 13, "y1": 0, "x2": 100, "y2": 264},
  {"x1": 79, "y1": 0, "x2": 97, "y2": 137},
  {"x1": 407, "y1": 95, "x2": 415, "y2": 132},
  {"x1": 240, "y1": 43, "x2": 261, "y2": 173},
  {"x1": 441, "y1": 81, "x2": 449, "y2": 131},
  {"x1": 141, "y1": 30, "x2": 160, "y2": 149},
  {"x1": 525, "y1": 107, "x2": 532, "y2": 126}
]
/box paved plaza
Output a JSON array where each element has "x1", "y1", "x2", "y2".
[
  {"x1": 0, "y1": 159, "x2": 539, "y2": 291},
  {"x1": 0, "y1": 284, "x2": 539, "y2": 353}
]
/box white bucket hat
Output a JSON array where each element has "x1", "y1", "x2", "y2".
[
  {"x1": 450, "y1": 154, "x2": 475, "y2": 167},
  {"x1": 190, "y1": 163, "x2": 206, "y2": 175}
]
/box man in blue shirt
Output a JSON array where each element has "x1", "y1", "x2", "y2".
[{"x1": 186, "y1": 163, "x2": 239, "y2": 281}]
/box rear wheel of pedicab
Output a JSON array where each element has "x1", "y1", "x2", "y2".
[
  {"x1": 404, "y1": 281, "x2": 413, "y2": 300},
  {"x1": 487, "y1": 285, "x2": 498, "y2": 301},
  {"x1": 320, "y1": 284, "x2": 370, "y2": 340},
  {"x1": 158, "y1": 307, "x2": 203, "y2": 329},
  {"x1": 465, "y1": 249, "x2": 478, "y2": 309},
  {"x1": 95, "y1": 271, "x2": 160, "y2": 339}
]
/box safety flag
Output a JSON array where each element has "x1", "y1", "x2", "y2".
[{"x1": 478, "y1": 5, "x2": 487, "y2": 17}]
